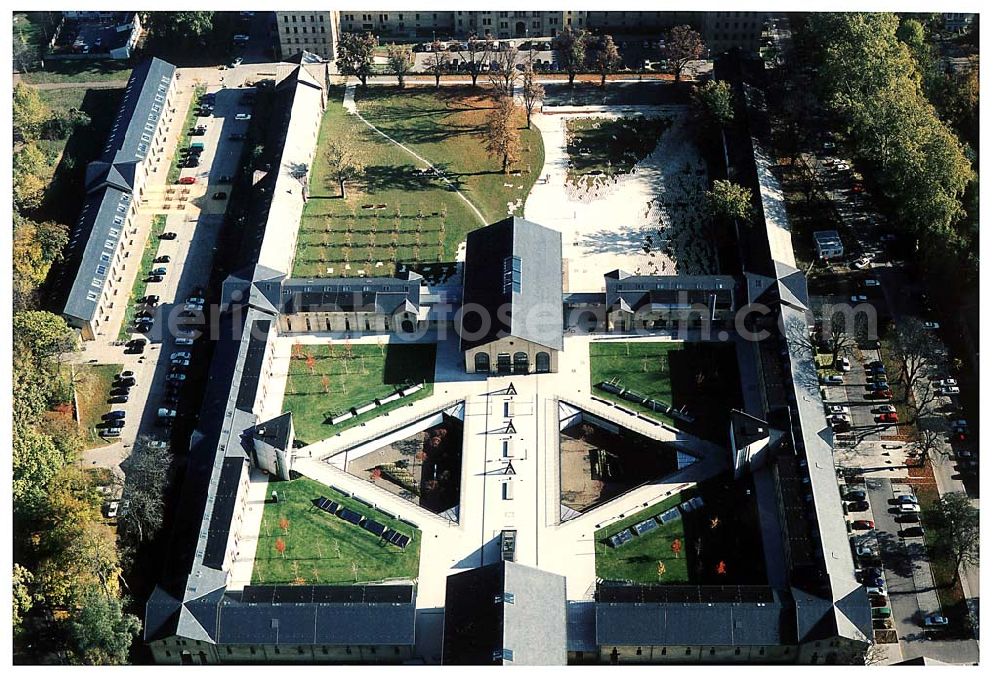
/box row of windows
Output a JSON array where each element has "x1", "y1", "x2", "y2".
[
  {"x1": 283, "y1": 15, "x2": 326, "y2": 23},
  {"x1": 284, "y1": 25, "x2": 326, "y2": 34}
]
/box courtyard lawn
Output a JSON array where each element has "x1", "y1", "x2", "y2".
[
  {"x1": 594, "y1": 492, "x2": 693, "y2": 583},
  {"x1": 253, "y1": 474, "x2": 421, "y2": 585},
  {"x1": 167, "y1": 84, "x2": 206, "y2": 184},
  {"x1": 282, "y1": 343, "x2": 437, "y2": 444},
  {"x1": 589, "y1": 341, "x2": 742, "y2": 442},
  {"x1": 565, "y1": 115, "x2": 671, "y2": 187},
  {"x1": 18, "y1": 59, "x2": 132, "y2": 85},
  {"x1": 74, "y1": 363, "x2": 123, "y2": 445},
  {"x1": 294, "y1": 86, "x2": 543, "y2": 278}
]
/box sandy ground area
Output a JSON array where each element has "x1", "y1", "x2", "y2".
[{"x1": 524, "y1": 105, "x2": 718, "y2": 292}]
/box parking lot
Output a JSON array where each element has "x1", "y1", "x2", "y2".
[{"x1": 85, "y1": 81, "x2": 251, "y2": 467}]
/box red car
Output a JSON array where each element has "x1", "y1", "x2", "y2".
[
  {"x1": 876, "y1": 413, "x2": 899, "y2": 423},
  {"x1": 178, "y1": 176, "x2": 197, "y2": 185},
  {"x1": 871, "y1": 389, "x2": 894, "y2": 400},
  {"x1": 852, "y1": 520, "x2": 875, "y2": 530}
]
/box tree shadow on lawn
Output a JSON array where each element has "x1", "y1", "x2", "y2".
[
  {"x1": 362, "y1": 163, "x2": 469, "y2": 195},
  {"x1": 667, "y1": 344, "x2": 743, "y2": 443},
  {"x1": 382, "y1": 344, "x2": 437, "y2": 386}
]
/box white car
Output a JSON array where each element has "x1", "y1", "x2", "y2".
[
  {"x1": 103, "y1": 500, "x2": 120, "y2": 519},
  {"x1": 823, "y1": 375, "x2": 845, "y2": 385},
  {"x1": 232, "y1": 56, "x2": 244, "y2": 67},
  {"x1": 872, "y1": 405, "x2": 897, "y2": 414},
  {"x1": 834, "y1": 162, "x2": 851, "y2": 172},
  {"x1": 896, "y1": 494, "x2": 918, "y2": 505},
  {"x1": 171, "y1": 358, "x2": 190, "y2": 367},
  {"x1": 828, "y1": 405, "x2": 849, "y2": 415},
  {"x1": 850, "y1": 295, "x2": 868, "y2": 303},
  {"x1": 183, "y1": 302, "x2": 204, "y2": 312},
  {"x1": 851, "y1": 258, "x2": 872, "y2": 270},
  {"x1": 175, "y1": 337, "x2": 195, "y2": 346},
  {"x1": 924, "y1": 321, "x2": 941, "y2": 330},
  {"x1": 939, "y1": 386, "x2": 961, "y2": 396},
  {"x1": 863, "y1": 279, "x2": 880, "y2": 287},
  {"x1": 187, "y1": 297, "x2": 205, "y2": 306},
  {"x1": 836, "y1": 357, "x2": 851, "y2": 371},
  {"x1": 866, "y1": 585, "x2": 887, "y2": 597},
  {"x1": 235, "y1": 112, "x2": 252, "y2": 121},
  {"x1": 170, "y1": 351, "x2": 191, "y2": 361},
  {"x1": 935, "y1": 378, "x2": 958, "y2": 387},
  {"x1": 898, "y1": 503, "x2": 921, "y2": 514}
]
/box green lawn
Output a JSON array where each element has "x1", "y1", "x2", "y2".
[
  {"x1": 118, "y1": 215, "x2": 167, "y2": 340},
  {"x1": 282, "y1": 343, "x2": 437, "y2": 444},
  {"x1": 253, "y1": 474, "x2": 421, "y2": 585},
  {"x1": 73, "y1": 363, "x2": 123, "y2": 445},
  {"x1": 589, "y1": 341, "x2": 742, "y2": 442},
  {"x1": 166, "y1": 84, "x2": 206, "y2": 184},
  {"x1": 294, "y1": 85, "x2": 543, "y2": 278},
  {"x1": 18, "y1": 60, "x2": 133, "y2": 85},
  {"x1": 565, "y1": 115, "x2": 671, "y2": 186},
  {"x1": 594, "y1": 491, "x2": 694, "y2": 583}
]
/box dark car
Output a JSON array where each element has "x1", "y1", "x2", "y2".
[
  {"x1": 843, "y1": 489, "x2": 866, "y2": 502},
  {"x1": 104, "y1": 419, "x2": 126, "y2": 429},
  {"x1": 110, "y1": 386, "x2": 131, "y2": 397},
  {"x1": 135, "y1": 322, "x2": 152, "y2": 333},
  {"x1": 160, "y1": 232, "x2": 177, "y2": 240},
  {"x1": 868, "y1": 594, "x2": 888, "y2": 607},
  {"x1": 832, "y1": 421, "x2": 851, "y2": 434},
  {"x1": 852, "y1": 519, "x2": 875, "y2": 530},
  {"x1": 863, "y1": 575, "x2": 886, "y2": 588},
  {"x1": 212, "y1": 191, "x2": 227, "y2": 200},
  {"x1": 865, "y1": 361, "x2": 885, "y2": 370},
  {"x1": 185, "y1": 157, "x2": 200, "y2": 168},
  {"x1": 108, "y1": 394, "x2": 129, "y2": 404},
  {"x1": 897, "y1": 513, "x2": 920, "y2": 524},
  {"x1": 143, "y1": 294, "x2": 160, "y2": 304},
  {"x1": 104, "y1": 410, "x2": 126, "y2": 420},
  {"x1": 899, "y1": 526, "x2": 925, "y2": 538},
  {"x1": 124, "y1": 340, "x2": 146, "y2": 354},
  {"x1": 147, "y1": 274, "x2": 164, "y2": 283},
  {"x1": 115, "y1": 377, "x2": 136, "y2": 388},
  {"x1": 154, "y1": 255, "x2": 171, "y2": 264},
  {"x1": 847, "y1": 501, "x2": 870, "y2": 512},
  {"x1": 190, "y1": 126, "x2": 207, "y2": 136}
]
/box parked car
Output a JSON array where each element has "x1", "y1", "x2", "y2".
[
  {"x1": 828, "y1": 405, "x2": 849, "y2": 415},
  {"x1": 868, "y1": 594, "x2": 888, "y2": 607},
  {"x1": 865, "y1": 360, "x2": 885, "y2": 370},
  {"x1": 109, "y1": 386, "x2": 130, "y2": 396},
  {"x1": 895, "y1": 513, "x2": 920, "y2": 524},
  {"x1": 863, "y1": 279, "x2": 880, "y2": 288},
  {"x1": 830, "y1": 414, "x2": 851, "y2": 425},
  {"x1": 178, "y1": 176, "x2": 197, "y2": 185},
  {"x1": 823, "y1": 374, "x2": 845, "y2": 385},
  {"x1": 866, "y1": 585, "x2": 887, "y2": 597},
  {"x1": 870, "y1": 389, "x2": 893, "y2": 400},
  {"x1": 832, "y1": 421, "x2": 852, "y2": 434},
  {"x1": 99, "y1": 427, "x2": 122, "y2": 438},
  {"x1": 143, "y1": 294, "x2": 160, "y2": 304},
  {"x1": 850, "y1": 295, "x2": 869, "y2": 303},
  {"x1": 175, "y1": 337, "x2": 195, "y2": 346},
  {"x1": 924, "y1": 615, "x2": 949, "y2": 628},
  {"x1": 109, "y1": 394, "x2": 129, "y2": 404},
  {"x1": 924, "y1": 321, "x2": 941, "y2": 330},
  {"x1": 115, "y1": 376, "x2": 136, "y2": 388},
  {"x1": 147, "y1": 274, "x2": 164, "y2": 283},
  {"x1": 187, "y1": 296, "x2": 205, "y2": 306},
  {"x1": 955, "y1": 449, "x2": 975, "y2": 460},
  {"x1": 866, "y1": 381, "x2": 890, "y2": 391},
  {"x1": 157, "y1": 408, "x2": 177, "y2": 419},
  {"x1": 847, "y1": 501, "x2": 870, "y2": 512},
  {"x1": 104, "y1": 419, "x2": 125, "y2": 429},
  {"x1": 160, "y1": 232, "x2": 177, "y2": 240},
  {"x1": 103, "y1": 500, "x2": 120, "y2": 518},
  {"x1": 212, "y1": 191, "x2": 228, "y2": 200},
  {"x1": 936, "y1": 378, "x2": 958, "y2": 388},
  {"x1": 843, "y1": 489, "x2": 866, "y2": 502},
  {"x1": 875, "y1": 412, "x2": 899, "y2": 424},
  {"x1": 171, "y1": 351, "x2": 192, "y2": 361},
  {"x1": 899, "y1": 526, "x2": 925, "y2": 538},
  {"x1": 154, "y1": 255, "x2": 171, "y2": 264},
  {"x1": 836, "y1": 357, "x2": 851, "y2": 371},
  {"x1": 235, "y1": 112, "x2": 251, "y2": 121},
  {"x1": 103, "y1": 410, "x2": 126, "y2": 420},
  {"x1": 151, "y1": 267, "x2": 167, "y2": 276},
  {"x1": 872, "y1": 405, "x2": 896, "y2": 414},
  {"x1": 898, "y1": 503, "x2": 921, "y2": 514},
  {"x1": 852, "y1": 520, "x2": 875, "y2": 531},
  {"x1": 871, "y1": 606, "x2": 892, "y2": 619},
  {"x1": 851, "y1": 257, "x2": 872, "y2": 270},
  {"x1": 939, "y1": 386, "x2": 961, "y2": 396}
]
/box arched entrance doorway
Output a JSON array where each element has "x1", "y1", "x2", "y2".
[
  {"x1": 535, "y1": 351, "x2": 550, "y2": 373},
  {"x1": 497, "y1": 352, "x2": 512, "y2": 374},
  {"x1": 515, "y1": 21, "x2": 526, "y2": 37},
  {"x1": 474, "y1": 352, "x2": 490, "y2": 373}
]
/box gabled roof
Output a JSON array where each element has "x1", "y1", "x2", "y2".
[
  {"x1": 280, "y1": 276, "x2": 421, "y2": 316},
  {"x1": 604, "y1": 271, "x2": 737, "y2": 314},
  {"x1": 461, "y1": 217, "x2": 564, "y2": 352},
  {"x1": 731, "y1": 409, "x2": 771, "y2": 450},
  {"x1": 248, "y1": 412, "x2": 293, "y2": 451}
]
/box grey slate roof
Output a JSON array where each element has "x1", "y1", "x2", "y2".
[
  {"x1": 461, "y1": 217, "x2": 564, "y2": 352},
  {"x1": 249, "y1": 412, "x2": 293, "y2": 451},
  {"x1": 731, "y1": 409, "x2": 771, "y2": 451},
  {"x1": 604, "y1": 271, "x2": 736, "y2": 315},
  {"x1": 443, "y1": 561, "x2": 567, "y2": 665},
  {"x1": 100, "y1": 57, "x2": 175, "y2": 165},
  {"x1": 280, "y1": 274, "x2": 421, "y2": 316},
  {"x1": 62, "y1": 186, "x2": 132, "y2": 324}
]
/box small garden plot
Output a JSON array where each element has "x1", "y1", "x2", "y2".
[
  {"x1": 253, "y1": 474, "x2": 420, "y2": 585},
  {"x1": 565, "y1": 115, "x2": 671, "y2": 188},
  {"x1": 594, "y1": 478, "x2": 767, "y2": 585},
  {"x1": 559, "y1": 416, "x2": 682, "y2": 513},
  {"x1": 281, "y1": 342, "x2": 436, "y2": 445},
  {"x1": 347, "y1": 413, "x2": 463, "y2": 514},
  {"x1": 590, "y1": 341, "x2": 742, "y2": 443}
]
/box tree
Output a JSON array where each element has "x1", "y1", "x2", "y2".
[
  {"x1": 69, "y1": 587, "x2": 141, "y2": 665},
  {"x1": 484, "y1": 95, "x2": 521, "y2": 174},
  {"x1": 146, "y1": 11, "x2": 215, "y2": 50},
  {"x1": 521, "y1": 61, "x2": 544, "y2": 129},
  {"x1": 12, "y1": 564, "x2": 36, "y2": 632},
  {"x1": 14, "y1": 310, "x2": 78, "y2": 359},
  {"x1": 592, "y1": 34, "x2": 621, "y2": 86},
  {"x1": 892, "y1": 316, "x2": 946, "y2": 400},
  {"x1": 692, "y1": 80, "x2": 735, "y2": 126},
  {"x1": 13, "y1": 143, "x2": 48, "y2": 212},
  {"x1": 275, "y1": 537, "x2": 287, "y2": 558},
  {"x1": 428, "y1": 40, "x2": 449, "y2": 88},
  {"x1": 459, "y1": 36, "x2": 490, "y2": 87},
  {"x1": 671, "y1": 538, "x2": 682, "y2": 559},
  {"x1": 489, "y1": 44, "x2": 520, "y2": 98},
  {"x1": 337, "y1": 32, "x2": 377, "y2": 86},
  {"x1": 13, "y1": 423, "x2": 72, "y2": 513},
  {"x1": 326, "y1": 136, "x2": 364, "y2": 198},
  {"x1": 386, "y1": 44, "x2": 412, "y2": 87},
  {"x1": 554, "y1": 28, "x2": 587, "y2": 85},
  {"x1": 704, "y1": 179, "x2": 753, "y2": 222},
  {"x1": 117, "y1": 438, "x2": 173, "y2": 550},
  {"x1": 924, "y1": 492, "x2": 979, "y2": 585},
  {"x1": 661, "y1": 25, "x2": 705, "y2": 81},
  {"x1": 13, "y1": 83, "x2": 50, "y2": 142}
]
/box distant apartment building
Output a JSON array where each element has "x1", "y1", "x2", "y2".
[
  {"x1": 275, "y1": 11, "x2": 339, "y2": 60},
  {"x1": 336, "y1": 10, "x2": 761, "y2": 53}
]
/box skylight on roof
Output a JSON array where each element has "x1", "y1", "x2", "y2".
[{"x1": 503, "y1": 256, "x2": 522, "y2": 294}]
